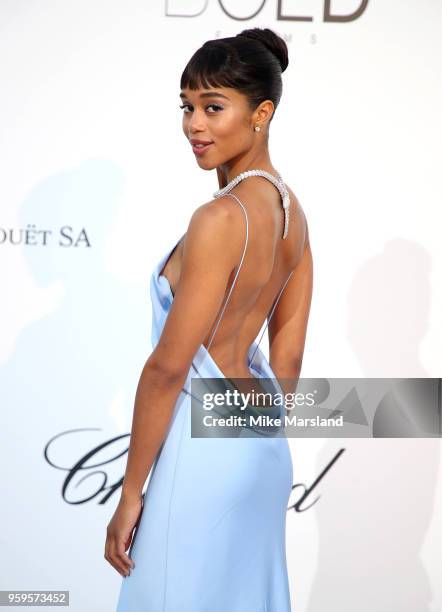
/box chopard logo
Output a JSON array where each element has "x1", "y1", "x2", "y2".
[
  {"x1": 165, "y1": 0, "x2": 370, "y2": 22},
  {"x1": 44, "y1": 427, "x2": 345, "y2": 509}
]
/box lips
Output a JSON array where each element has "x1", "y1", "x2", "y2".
[
  {"x1": 190, "y1": 138, "x2": 212, "y2": 145},
  {"x1": 190, "y1": 139, "x2": 214, "y2": 156}
]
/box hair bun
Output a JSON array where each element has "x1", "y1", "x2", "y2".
[{"x1": 238, "y1": 27, "x2": 289, "y2": 73}]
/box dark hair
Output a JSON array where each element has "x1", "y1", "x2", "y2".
[{"x1": 180, "y1": 27, "x2": 289, "y2": 117}]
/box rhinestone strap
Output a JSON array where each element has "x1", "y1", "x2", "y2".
[{"x1": 213, "y1": 169, "x2": 290, "y2": 239}]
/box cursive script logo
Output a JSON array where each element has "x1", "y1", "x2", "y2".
[
  {"x1": 44, "y1": 428, "x2": 345, "y2": 509},
  {"x1": 44, "y1": 428, "x2": 129, "y2": 504},
  {"x1": 288, "y1": 448, "x2": 345, "y2": 511}
]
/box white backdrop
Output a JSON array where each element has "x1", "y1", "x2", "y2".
[{"x1": 1, "y1": 1, "x2": 441, "y2": 610}]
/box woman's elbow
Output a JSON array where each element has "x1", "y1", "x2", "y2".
[{"x1": 143, "y1": 353, "x2": 190, "y2": 386}]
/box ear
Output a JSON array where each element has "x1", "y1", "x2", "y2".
[{"x1": 252, "y1": 99, "x2": 275, "y2": 128}]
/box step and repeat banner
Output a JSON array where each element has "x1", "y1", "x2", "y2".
[{"x1": 1, "y1": 2, "x2": 441, "y2": 611}]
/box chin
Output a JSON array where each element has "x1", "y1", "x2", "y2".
[{"x1": 195, "y1": 158, "x2": 217, "y2": 171}]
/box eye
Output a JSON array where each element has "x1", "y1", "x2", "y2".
[
  {"x1": 206, "y1": 104, "x2": 223, "y2": 113},
  {"x1": 178, "y1": 103, "x2": 223, "y2": 114}
]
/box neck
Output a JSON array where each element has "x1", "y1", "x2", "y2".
[{"x1": 217, "y1": 149, "x2": 277, "y2": 187}]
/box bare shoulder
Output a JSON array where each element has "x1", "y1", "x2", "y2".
[
  {"x1": 182, "y1": 195, "x2": 247, "y2": 265},
  {"x1": 188, "y1": 195, "x2": 239, "y2": 228}
]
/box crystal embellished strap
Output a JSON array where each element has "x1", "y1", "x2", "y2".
[{"x1": 213, "y1": 169, "x2": 290, "y2": 239}]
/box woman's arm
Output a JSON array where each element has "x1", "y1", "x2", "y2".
[
  {"x1": 105, "y1": 197, "x2": 244, "y2": 576},
  {"x1": 121, "y1": 200, "x2": 243, "y2": 497},
  {"x1": 119, "y1": 359, "x2": 189, "y2": 500}
]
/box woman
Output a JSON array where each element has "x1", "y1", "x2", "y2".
[{"x1": 106, "y1": 27, "x2": 313, "y2": 611}]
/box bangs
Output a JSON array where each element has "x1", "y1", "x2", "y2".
[
  {"x1": 180, "y1": 42, "x2": 240, "y2": 91},
  {"x1": 179, "y1": 33, "x2": 281, "y2": 112}
]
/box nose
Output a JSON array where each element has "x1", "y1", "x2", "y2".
[{"x1": 186, "y1": 107, "x2": 207, "y2": 136}]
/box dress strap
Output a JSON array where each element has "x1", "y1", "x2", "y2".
[
  {"x1": 206, "y1": 188, "x2": 295, "y2": 365},
  {"x1": 248, "y1": 268, "x2": 295, "y2": 368},
  {"x1": 206, "y1": 192, "x2": 249, "y2": 351}
]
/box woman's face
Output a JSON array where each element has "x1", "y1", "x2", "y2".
[{"x1": 179, "y1": 85, "x2": 256, "y2": 170}]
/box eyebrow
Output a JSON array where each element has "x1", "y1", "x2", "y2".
[{"x1": 179, "y1": 91, "x2": 230, "y2": 100}]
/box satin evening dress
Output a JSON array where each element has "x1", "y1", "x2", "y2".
[{"x1": 116, "y1": 176, "x2": 294, "y2": 612}]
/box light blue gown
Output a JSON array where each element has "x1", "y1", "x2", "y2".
[{"x1": 116, "y1": 184, "x2": 294, "y2": 612}]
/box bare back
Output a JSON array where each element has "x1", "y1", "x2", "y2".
[{"x1": 159, "y1": 175, "x2": 312, "y2": 379}]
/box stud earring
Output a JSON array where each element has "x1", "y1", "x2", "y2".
[{"x1": 254, "y1": 125, "x2": 261, "y2": 132}]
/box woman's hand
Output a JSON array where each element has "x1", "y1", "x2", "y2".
[{"x1": 104, "y1": 493, "x2": 143, "y2": 577}]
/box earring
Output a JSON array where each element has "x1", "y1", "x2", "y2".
[{"x1": 254, "y1": 125, "x2": 261, "y2": 132}]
